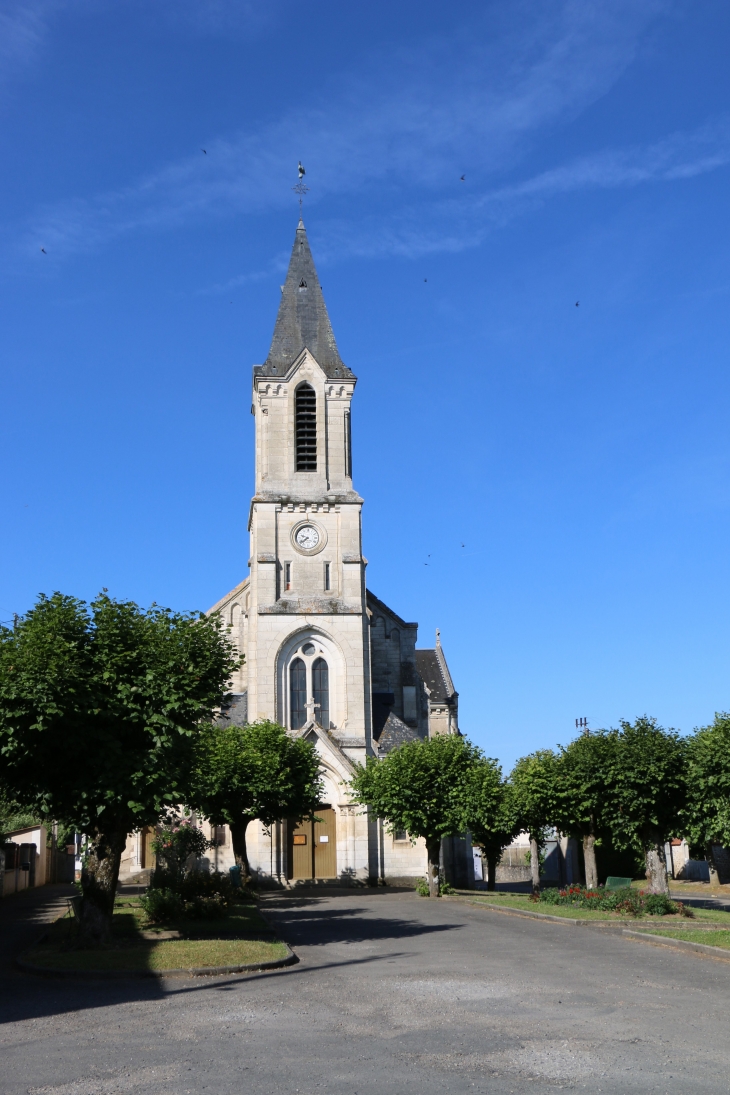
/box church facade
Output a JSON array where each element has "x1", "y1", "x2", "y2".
[{"x1": 121, "y1": 220, "x2": 470, "y2": 887}]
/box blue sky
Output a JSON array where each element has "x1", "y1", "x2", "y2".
[{"x1": 2, "y1": 0, "x2": 729, "y2": 769}]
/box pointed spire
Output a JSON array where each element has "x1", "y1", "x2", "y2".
[{"x1": 259, "y1": 221, "x2": 353, "y2": 379}]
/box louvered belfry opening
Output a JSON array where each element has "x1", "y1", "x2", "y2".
[{"x1": 295, "y1": 383, "x2": 317, "y2": 471}]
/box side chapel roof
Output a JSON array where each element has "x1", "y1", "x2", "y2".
[
  {"x1": 414, "y1": 634, "x2": 457, "y2": 704},
  {"x1": 254, "y1": 219, "x2": 355, "y2": 381}
]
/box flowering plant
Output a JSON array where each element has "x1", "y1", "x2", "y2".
[
  {"x1": 538, "y1": 883, "x2": 694, "y2": 917},
  {"x1": 151, "y1": 813, "x2": 211, "y2": 881}
]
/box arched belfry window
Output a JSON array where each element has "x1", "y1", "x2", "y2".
[
  {"x1": 295, "y1": 384, "x2": 317, "y2": 471},
  {"x1": 312, "y1": 657, "x2": 329, "y2": 730},
  {"x1": 290, "y1": 658, "x2": 307, "y2": 730}
]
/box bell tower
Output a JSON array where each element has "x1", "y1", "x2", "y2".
[{"x1": 245, "y1": 220, "x2": 372, "y2": 757}]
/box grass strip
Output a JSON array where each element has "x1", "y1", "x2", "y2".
[
  {"x1": 24, "y1": 936, "x2": 289, "y2": 972},
  {"x1": 630, "y1": 929, "x2": 730, "y2": 949},
  {"x1": 463, "y1": 893, "x2": 730, "y2": 924}
]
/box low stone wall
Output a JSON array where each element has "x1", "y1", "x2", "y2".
[{"x1": 495, "y1": 846, "x2": 531, "y2": 884}]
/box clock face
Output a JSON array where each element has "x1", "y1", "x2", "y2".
[{"x1": 295, "y1": 525, "x2": 320, "y2": 551}]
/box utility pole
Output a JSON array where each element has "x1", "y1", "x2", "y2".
[{"x1": 575, "y1": 717, "x2": 589, "y2": 735}]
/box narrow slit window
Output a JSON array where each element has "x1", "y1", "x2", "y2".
[
  {"x1": 284, "y1": 562, "x2": 291, "y2": 590},
  {"x1": 295, "y1": 384, "x2": 317, "y2": 471},
  {"x1": 324, "y1": 562, "x2": 331, "y2": 591},
  {"x1": 344, "y1": 409, "x2": 352, "y2": 478},
  {"x1": 312, "y1": 657, "x2": 329, "y2": 729},
  {"x1": 290, "y1": 658, "x2": 306, "y2": 730}
]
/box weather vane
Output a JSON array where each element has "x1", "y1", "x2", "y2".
[{"x1": 292, "y1": 161, "x2": 309, "y2": 211}]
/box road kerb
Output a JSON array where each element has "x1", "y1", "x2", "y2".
[
  {"x1": 442, "y1": 895, "x2": 621, "y2": 927},
  {"x1": 622, "y1": 930, "x2": 730, "y2": 963}
]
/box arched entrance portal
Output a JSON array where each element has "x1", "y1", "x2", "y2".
[{"x1": 288, "y1": 805, "x2": 337, "y2": 880}]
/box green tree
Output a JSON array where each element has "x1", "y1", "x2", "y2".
[
  {"x1": 350, "y1": 734, "x2": 482, "y2": 896},
  {"x1": 0, "y1": 592, "x2": 238, "y2": 942},
  {"x1": 509, "y1": 750, "x2": 560, "y2": 893},
  {"x1": 465, "y1": 764, "x2": 519, "y2": 891},
  {"x1": 605, "y1": 716, "x2": 687, "y2": 894},
  {"x1": 189, "y1": 719, "x2": 323, "y2": 881},
  {"x1": 684, "y1": 713, "x2": 730, "y2": 884},
  {"x1": 553, "y1": 730, "x2": 617, "y2": 890},
  {"x1": 0, "y1": 793, "x2": 41, "y2": 843}
]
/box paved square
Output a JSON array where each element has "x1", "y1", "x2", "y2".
[{"x1": 2, "y1": 887, "x2": 729, "y2": 1094}]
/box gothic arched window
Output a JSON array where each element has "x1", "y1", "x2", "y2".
[
  {"x1": 312, "y1": 657, "x2": 329, "y2": 729},
  {"x1": 290, "y1": 658, "x2": 307, "y2": 730},
  {"x1": 295, "y1": 384, "x2": 317, "y2": 471}
]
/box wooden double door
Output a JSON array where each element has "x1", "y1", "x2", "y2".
[{"x1": 288, "y1": 806, "x2": 337, "y2": 880}]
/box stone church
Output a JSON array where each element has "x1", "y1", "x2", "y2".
[{"x1": 120, "y1": 220, "x2": 470, "y2": 887}]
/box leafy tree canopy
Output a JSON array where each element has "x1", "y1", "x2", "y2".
[
  {"x1": 553, "y1": 730, "x2": 617, "y2": 840},
  {"x1": 463, "y1": 758, "x2": 516, "y2": 849},
  {"x1": 605, "y1": 716, "x2": 687, "y2": 853},
  {"x1": 350, "y1": 733, "x2": 483, "y2": 895},
  {"x1": 509, "y1": 749, "x2": 560, "y2": 844},
  {"x1": 189, "y1": 719, "x2": 323, "y2": 877},
  {"x1": 465, "y1": 764, "x2": 519, "y2": 891},
  {"x1": 684, "y1": 712, "x2": 730, "y2": 852},
  {"x1": 0, "y1": 591, "x2": 239, "y2": 938}
]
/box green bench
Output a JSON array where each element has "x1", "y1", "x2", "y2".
[{"x1": 604, "y1": 876, "x2": 634, "y2": 890}]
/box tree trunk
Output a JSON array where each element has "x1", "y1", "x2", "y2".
[
  {"x1": 644, "y1": 842, "x2": 669, "y2": 894},
  {"x1": 426, "y1": 840, "x2": 441, "y2": 897},
  {"x1": 529, "y1": 836, "x2": 540, "y2": 895},
  {"x1": 583, "y1": 831, "x2": 598, "y2": 890},
  {"x1": 79, "y1": 823, "x2": 129, "y2": 944},
  {"x1": 229, "y1": 818, "x2": 252, "y2": 883},
  {"x1": 706, "y1": 843, "x2": 720, "y2": 886},
  {"x1": 486, "y1": 850, "x2": 498, "y2": 892}
]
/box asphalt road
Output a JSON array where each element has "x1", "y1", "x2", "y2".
[{"x1": 2, "y1": 886, "x2": 730, "y2": 1095}]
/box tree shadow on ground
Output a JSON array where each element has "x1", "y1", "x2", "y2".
[
  {"x1": 260, "y1": 898, "x2": 462, "y2": 947},
  {"x1": 0, "y1": 887, "x2": 458, "y2": 1028}
]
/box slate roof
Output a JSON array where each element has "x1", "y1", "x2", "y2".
[
  {"x1": 371, "y1": 692, "x2": 395, "y2": 741},
  {"x1": 217, "y1": 691, "x2": 248, "y2": 727},
  {"x1": 415, "y1": 646, "x2": 456, "y2": 704},
  {"x1": 254, "y1": 220, "x2": 355, "y2": 381},
  {"x1": 377, "y1": 711, "x2": 421, "y2": 755}
]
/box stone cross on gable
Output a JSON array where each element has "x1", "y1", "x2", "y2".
[{"x1": 305, "y1": 698, "x2": 321, "y2": 724}]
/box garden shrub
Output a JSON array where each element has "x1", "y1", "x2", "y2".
[
  {"x1": 151, "y1": 817, "x2": 211, "y2": 883},
  {"x1": 142, "y1": 869, "x2": 236, "y2": 923},
  {"x1": 185, "y1": 894, "x2": 228, "y2": 920},
  {"x1": 178, "y1": 869, "x2": 235, "y2": 905},
  {"x1": 643, "y1": 892, "x2": 678, "y2": 916},
  {"x1": 139, "y1": 887, "x2": 185, "y2": 924}
]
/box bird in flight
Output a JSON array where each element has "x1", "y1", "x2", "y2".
[
  {"x1": 460, "y1": 174, "x2": 465, "y2": 182},
  {"x1": 424, "y1": 278, "x2": 428, "y2": 283},
  {"x1": 201, "y1": 148, "x2": 207, "y2": 154},
  {"x1": 575, "y1": 301, "x2": 580, "y2": 307},
  {"x1": 40, "y1": 247, "x2": 47, "y2": 254},
  {"x1": 298, "y1": 161, "x2": 306, "y2": 179}
]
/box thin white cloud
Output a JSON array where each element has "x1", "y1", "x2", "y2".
[
  {"x1": 300, "y1": 118, "x2": 730, "y2": 263},
  {"x1": 0, "y1": 0, "x2": 55, "y2": 79},
  {"x1": 197, "y1": 252, "x2": 290, "y2": 296},
  {"x1": 11, "y1": 0, "x2": 722, "y2": 271},
  {"x1": 0, "y1": 0, "x2": 277, "y2": 87}
]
